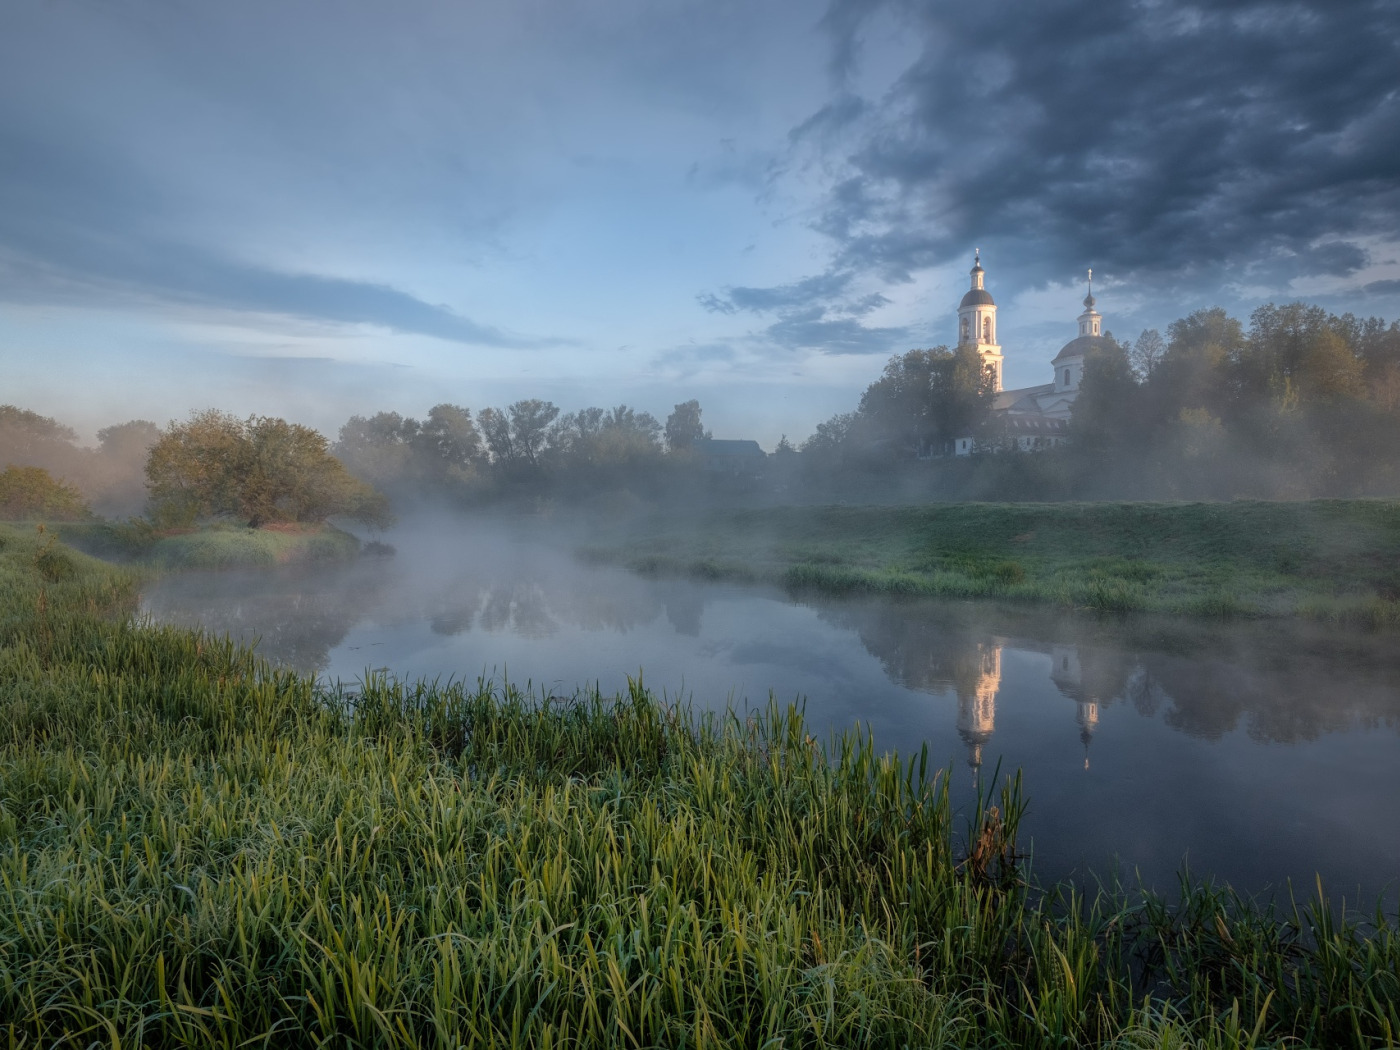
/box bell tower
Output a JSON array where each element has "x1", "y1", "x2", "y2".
[{"x1": 957, "y1": 249, "x2": 1003, "y2": 391}]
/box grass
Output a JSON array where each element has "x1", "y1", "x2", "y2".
[
  {"x1": 2, "y1": 521, "x2": 1399, "y2": 1047},
  {"x1": 585, "y1": 500, "x2": 1400, "y2": 625},
  {"x1": 48, "y1": 518, "x2": 363, "y2": 569}
]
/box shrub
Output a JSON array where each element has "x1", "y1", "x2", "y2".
[{"x1": 0, "y1": 465, "x2": 90, "y2": 521}]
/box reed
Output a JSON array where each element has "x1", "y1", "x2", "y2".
[{"x1": 2, "y1": 522, "x2": 1397, "y2": 1048}]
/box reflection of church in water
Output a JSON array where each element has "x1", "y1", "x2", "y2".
[{"x1": 955, "y1": 643, "x2": 1101, "y2": 778}]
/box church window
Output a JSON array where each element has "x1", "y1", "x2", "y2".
[
  {"x1": 1063, "y1": 369, "x2": 1070, "y2": 386},
  {"x1": 983, "y1": 317, "x2": 991, "y2": 342},
  {"x1": 961, "y1": 319, "x2": 969, "y2": 341}
]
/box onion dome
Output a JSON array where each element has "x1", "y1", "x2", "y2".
[
  {"x1": 1052, "y1": 334, "x2": 1108, "y2": 364},
  {"x1": 961, "y1": 248, "x2": 995, "y2": 306}
]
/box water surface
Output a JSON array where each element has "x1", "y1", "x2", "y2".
[{"x1": 140, "y1": 524, "x2": 1400, "y2": 903}]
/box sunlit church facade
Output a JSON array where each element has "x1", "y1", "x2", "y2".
[{"x1": 950, "y1": 251, "x2": 1109, "y2": 455}]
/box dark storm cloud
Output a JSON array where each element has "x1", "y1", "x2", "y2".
[
  {"x1": 732, "y1": 0, "x2": 1400, "y2": 353},
  {"x1": 815, "y1": 0, "x2": 1400, "y2": 284},
  {"x1": 766, "y1": 309, "x2": 911, "y2": 355},
  {"x1": 0, "y1": 124, "x2": 549, "y2": 348},
  {"x1": 700, "y1": 271, "x2": 907, "y2": 354}
]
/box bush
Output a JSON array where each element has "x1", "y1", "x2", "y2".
[{"x1": 0, "y1": 465, "x2": 90, "y2": 521}]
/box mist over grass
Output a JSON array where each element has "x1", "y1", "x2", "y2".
[{"x1": 587, "y1": 500, "x2": 1400, "y2": 625}]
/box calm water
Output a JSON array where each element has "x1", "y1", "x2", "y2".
[{"x1": 139, "y1": 524, "x2": 1400, "y2": 903}]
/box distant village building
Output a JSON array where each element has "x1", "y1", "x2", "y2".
[
  {"x1": 952, "y1": 252, "x2": 1111, "y2": 454},
  {"x1": 696, "y1": 438, "x2": 767, "y2": 475}
]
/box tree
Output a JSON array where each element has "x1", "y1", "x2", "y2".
[
  {"x1": 0, "y1": 406, "x2": 88, "y2": 490},
  {"x1": 1147, "y1": 307, "x2": 1243, "y2": 421},
  {"x1": 857, "y1": 345, "x2": 995, "y2": 455},
  {"x1": 97, "y1": 420, "x2": 162, "y2": 461},
  {"x1": 413, "y1": 404, "x2": 482, "y2": 471},
  {"x1": 664, "y1": 400, "x2": 707, "y2": 453},
  {"x1": 0, "y1": 405, "x2": 78, "y2": 458},
  {"x1": 0, "y1": 465, "x2": 90, "y2": 521},
  {"x1": 1128, "y1": 329, "x2": 1165, "y2": 380},
  {"x1": 147, "y1": 410, "x2": 392, "y2": 528},
  {"x1": 1068, "y1": 338, "x2": 1142, "y2": 451},
  {"x1": 478, "y1": 408, "x2": 515, "y2": 464},
  {"x1": 506, "y1": 400, "x2": 560, "y2": 467}
]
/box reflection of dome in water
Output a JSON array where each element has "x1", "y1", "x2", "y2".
[
  {"x1": 1077, "y1": 700, "x2": 1099, "y2": 770},
  {"x1": 955, "y1": 643, "x2": 1002, "y2": 778}
]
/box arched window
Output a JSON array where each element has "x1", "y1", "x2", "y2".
[
  {"x1": 983, "y1": 317, "x2": 991, "y2": 342},
  {"x1": 1063, "y1": 369, "x2": 1070, "y2": 387}
]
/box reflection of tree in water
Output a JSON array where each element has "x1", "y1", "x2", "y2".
[
  {"x1": 140, "y1": 561, "x2": 392, "y2": 673},
  {"x1": 816, "y1": 598, "x2": 1400, "y2": 752},
  {"x1": 437, "y1": 574, "x2": 660, "y2": 638}
]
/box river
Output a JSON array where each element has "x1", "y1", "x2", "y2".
[{"x1": 139, "y1": 522, "x2": 1400, "y2": 904}]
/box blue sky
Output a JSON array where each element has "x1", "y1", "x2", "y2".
[{"x1": 3, "y1": 0, "x2": 1398, "y2": 446}]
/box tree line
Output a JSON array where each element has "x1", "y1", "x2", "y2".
[
  {"x1": 3, "y1": 299, "x2": 1398, "y2": 522},
  {"x1": 799, "y1": 301, "x2": 1400, "y2": 499}
]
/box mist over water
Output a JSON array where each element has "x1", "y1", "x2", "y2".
[{"x1": 140, "y1": 516, "x2": 1400, "y2": 903}]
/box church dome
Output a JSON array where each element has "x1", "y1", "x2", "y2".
[
  {"x1": 1051, "y1": 334, "x2": 1108, "y2": 364},
  {"x1": 960, "y1": 287, "x2": 996, "y2": 308}
]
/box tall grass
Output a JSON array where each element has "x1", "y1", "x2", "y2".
[{"x1": 2, "y1": 522, "x2": 1398, "y2": 1047}]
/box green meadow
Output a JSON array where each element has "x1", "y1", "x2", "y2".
[
  {"x1": 587, "y1": 499, "x2": 1400, "y2": 625},
  {"x1": 0, "y1": 520, "x2": 1398, "y2": 1046}
]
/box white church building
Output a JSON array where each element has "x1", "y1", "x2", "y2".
[{"x1": 950, "y1": 251, "x2": 1110, "y2": 455}]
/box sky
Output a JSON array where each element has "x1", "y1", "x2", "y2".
[{"x1": 2, "y1": 0, "x2": 1398, "y2": 447}]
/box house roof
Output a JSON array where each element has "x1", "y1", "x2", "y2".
[
  {"x1": 993, "y1": 383, "x2": 1054, "y2": 412},
  {"x1": 699, "y1": 439, "x2": 765, "y2": 457}
]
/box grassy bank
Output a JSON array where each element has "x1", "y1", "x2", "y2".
[
  {"x1": 2, "y1": 523, "x2": 1398, "y2": 1047},
  {"x1": 48, "y1": 519, "x2": 362, "y2": 569},
  {"x1": 585, "y1": 499, "x2": 1400, "y2": 625}
]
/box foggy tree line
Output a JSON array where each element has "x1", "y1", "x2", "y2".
[
  {"x1": 331, "y1": 398, "x2": 714, "y2": 502},
  {"x1": 4, "y1": 300, "x2": 1399, "y2": 522},
  {"x1": 800, "y1": 301, "x2": 1400, "y2": 499}
]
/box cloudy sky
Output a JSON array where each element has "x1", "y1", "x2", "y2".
[{"x1": 2, "y1": 0, "x2": 1398, "y2": 445}]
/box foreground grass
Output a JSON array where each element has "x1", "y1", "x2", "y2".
[
  {"x1": 49, "y1": 518, "x2": 362, "y2": 569},
  {"x1": 2, "y1": 522, "x2": 1398, "y2": 1048},
  {"x1": 586, "y1": 500, "x2": 1400, "y2": 625}
]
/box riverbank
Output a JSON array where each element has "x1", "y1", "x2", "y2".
[
  {"x1": 48, "y1": 518, "x2": 362, "y2": 569},
  {"x1": 583, "y1": 499, "x2": 1400, "y2": 625},
  {"x1": 2, "y1": 523, "x2": 1397, "y2": 1047}
]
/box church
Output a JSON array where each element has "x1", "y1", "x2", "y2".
[{"x1": 950, "y1": 251, "x2": 1109, "y2": 455}]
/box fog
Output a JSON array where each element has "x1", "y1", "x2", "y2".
[{"x1": 129, "y1": 511, "x2": 1400, "y2": 902}]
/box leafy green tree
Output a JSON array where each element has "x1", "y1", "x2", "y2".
[
  {"x1": 857, "y1": 344, "x2": 994, "y2": 455},
  {"x1": 664, "y1": 400, "x2": 708, "y2": 453},
  {"x1": 0, "y1": 406, "x2": 78, "y2": 458},
  {"x1": 335, "y1": 411, "x2": 420, "y2": 485},
  {"x1": 478, "y1": 408, "x2": 515, "y2": 464},
  {"x1": 1147, "y1": 307, "x2": 1243, "y2": 421},
  {"x1": 1068, "y1": 338, "x2": 1142, "y2": 451},
  {"x1": 413, "y1": 404, "x2": 482, "y2": 472},
  {"x1": 0, "y1": 465, "x2": 90, "y2": 521},
  {"x1": 147, "y1": 410, "x2": 391, "y2": 528},
  {"x1": 507, "y1": 400, "x2": 559, "y2": 468},
  {"x1": 0, "y1": 406, "x2": 89, "y2": 491}
]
